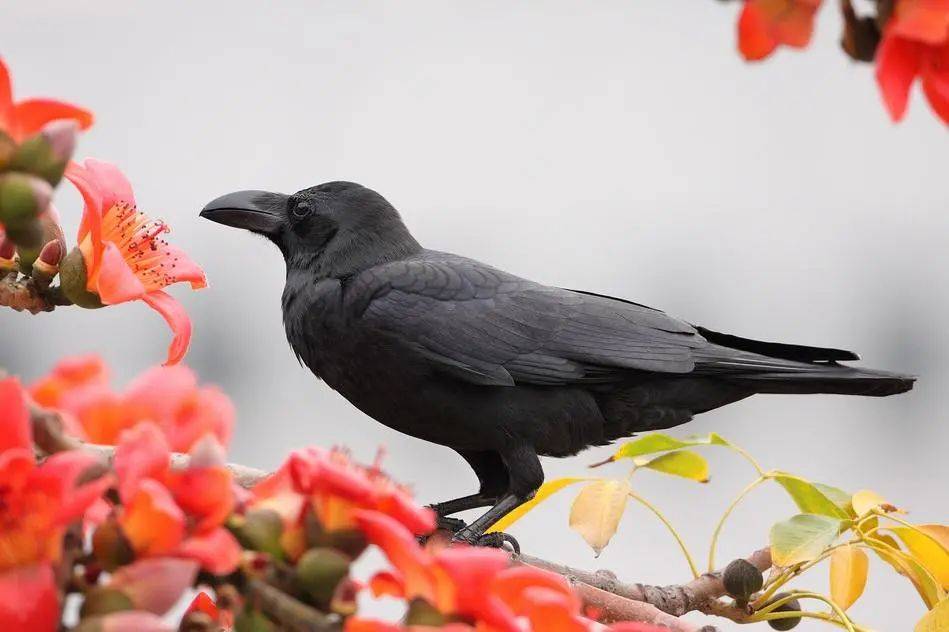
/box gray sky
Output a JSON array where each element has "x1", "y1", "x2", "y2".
[{"x1": 3, "y1": 2, "x2": 947, "y2": 629}]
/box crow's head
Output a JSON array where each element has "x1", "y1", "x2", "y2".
[{"x1": 201, "y1": 181, "x2": 419, "y2": 276}]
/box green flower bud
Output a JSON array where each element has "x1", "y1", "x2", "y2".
[
  {"x1": 294, "y1": 547, "x2": 351, "y2": 606},
  {"x1": 405, "y1": 598, "x2": 446, "y2": 626},
  {"x1": 0, "y1": 132, "x2": 15, "y2": 171},
  {"x1": 7, "y1": 120, "x2": 78, "y2": 185},
  {"x1": 79, "y1": 587, "x2": 134, "y2": 618},
  {"x1": 59, "y1": 247, "x2": 102, "y2": 308},
  {"x1": 234, "y1": 509, "x2": 285, "y2": 560},
  {"x1": 0, "y1": 172, "x2": 51, "y2": 231}
]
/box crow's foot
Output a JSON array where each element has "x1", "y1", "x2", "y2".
[
  {"x1": 435, "y1": 514, "x2": 467, "y2": 533},
  {"x1": 451, "y1": 528, "x2": 520, "y2": 554}
]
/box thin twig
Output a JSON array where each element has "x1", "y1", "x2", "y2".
[{"x1": 246, "y1": 577, "x2": 340, "y2": 632}]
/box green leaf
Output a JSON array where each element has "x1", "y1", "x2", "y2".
[
  {"x1": 609, "y1": 431, "x2": 736, "y2": 462},
  {"x1": 486, "y1": 477, "x2": 588, "y2": 534},
  {"x1": 770, "y1": 472, "x2": 850, "y2": 519},
  {"x1": 769, "y1": 513, "x2": 843, "y2": 567},
  {"x1": 635, "y1": 450, "x2": 710, "y2": 483}
]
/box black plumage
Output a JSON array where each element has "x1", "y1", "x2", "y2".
[{"x1": 201, "y1": 182, "x2": 915, "y2": 543}]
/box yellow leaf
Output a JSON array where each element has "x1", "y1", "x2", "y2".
[
  {"x1": 852, "y1": 489, "x2": 899, "y2": 517},
  {"x1": 893, "y1": 525, "x2": 949, "y2": 590},
  {"x1": 569, "y1": 479, "x2": 631, "y2": 556},
  {"x1": 915, "y1": 597, "x2": 949, "y2": 632},
  {"x1": 867, "y1": 539, "x2": 944, "y2": 609},
  {"x1": 830, "y1": 544, "x2": 869, "y2": 610},
  {"x1": 634, "y1": 450, "x2": 709, "y2": 482},
  {"x1": 487, "y1": 477, "x2": 588, "y2": 534}
]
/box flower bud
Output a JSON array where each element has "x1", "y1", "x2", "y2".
[
  {"x1": 7, "y1": 120, "x2": 78, "y2": 185},
  {"x1": 766, "y1": 593, "x2": 802, "y2": 631},
  {"x1": 0, "y1": 235, "x2": 15, "y2": 272},
  {"x1": 405, "y1": 598, "x2": 446, "y2": 626},
  {"x1": 235, "y1": 508, "x2": 285, "y2": 560},
  {"x1": 59, "y1": 247, "x2": 103, "y2": 308},
  {"x1": 722, "y1": 558, "x2": 763, "y2": 604},
  {"x1": 0, "y1": 172, "x2": 52, "y2": 231},
  {"x1": 304, "y1": 507, "x2": 368, "y2": 558},
  {"x1": 92, "y1": 517, "x2": 134, "y2": 571},
  {"x1": 30, "y1": 239, "x2": 63, "y2": 288},
  {"x1": 294, "y1": 547, "x2": 351, "y2": 606},
  {"x1": 79, "y1": 586, "x2": 134, "y2": 618},
  {"x1": 0, "y1": 132, "x2": 15, "y2": 170}
]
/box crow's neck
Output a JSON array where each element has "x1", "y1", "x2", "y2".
[{"x1": 289, "y1": 219, "x2": 422, "y2": 281}]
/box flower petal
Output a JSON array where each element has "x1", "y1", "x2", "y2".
[
  {"x1": 738, "y1": 1, "x2": 779, "y2": 61},
  {"x1": 491, "y1": 566, "x2": 581, "y2": 616},
  {"x1": 64, "y1": 161, "x2": 104, "y2": 272},
  {"x1": 921, "y1": 42, "x2": 949, "y2": 123},
  {"x1": 0, "y1": 378, "x2": 32, "y2": 454},
  {"x1": 0, "y1": 565, "x2": 58, "y2": 632},
  {"x1": 162, "y1": 243, "x2": 207, "y2": 290},
  {"x1": 10, "y1": 100, "x2": 93, "y2": 141},
  {"x1": 80, "y1": 158, "x2": 135, "y2": 210},
  {"x1": 175, "y1": 527, "x2": 242, "y2": 575},
  {"x1": 29, "y1": 354, "x2": 109, "y2": 410},
  {"x1": 120, "y1": 479, "x2": 186, "y2": 557},
  {"x1": 95, "y1": 241, "x2": 147, "y2": 304},
  {"x1": 0, "y1": 58, "x2": 12, "y2": 128},
  {"x1": 114, "y1": 422, "x2": 171, "y2": 502},
  {"x1": 170, "y1": 464, "x2": 234, "y2": 532},
  {"x1": 122, "y1": 365, "x2": 196, "y2": 423},
  {"x1": 99, "y1": 611, "x2": 173, "y2": 632},
  {"x1": 518, "y1": 586, "x2": 588, "y2": 632},
  {"x1": 109, "y1": 558, "x2": 199, "y2": 615},
  {"x1": 142, "y1": 291, "x2": 193, "y2": 366},
  {"x1": 185, "y1": 591, "x2": 220, "y2": 621},
  {"x1": 354, "y1": 510, "x2": 435, "y2": 604},
  {"x1": 876, "y1": 33, "x2": 925, "y2": 121}
]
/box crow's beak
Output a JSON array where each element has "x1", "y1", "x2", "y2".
[{"x1": 200, "y1": 190, "x2": 289, "y2": 238}]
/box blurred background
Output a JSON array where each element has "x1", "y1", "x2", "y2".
[{"x1": 3, "y1": 1, "x2": 947, "y2": 629}]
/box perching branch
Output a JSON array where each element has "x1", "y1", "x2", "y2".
[
  {"x1": 0, "y1": 270, "x2": 70, "y2": 313},
  {"x1": 29, "y1": 405, "x2": 770, "y2": 632}
]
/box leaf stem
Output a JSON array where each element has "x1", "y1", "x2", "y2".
[
  {"x1": 707, "y1": 474, "x2": 768, "y2": 571},
  {"x1": 627, "y1": 490, "x2": 699, "y2": 579}
]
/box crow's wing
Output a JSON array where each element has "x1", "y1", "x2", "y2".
[{"x1": 346, "y1": 253, "x2": 705, "y2": 387}]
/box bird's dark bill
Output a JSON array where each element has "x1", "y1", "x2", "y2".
[{"x1": 200, "y1": 190, "x2": 289, "y2": 237}]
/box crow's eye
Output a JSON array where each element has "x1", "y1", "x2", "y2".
[{"x1": 291, "y1": 200, "x2": 312, "y2": 220}]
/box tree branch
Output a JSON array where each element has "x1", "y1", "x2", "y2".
[
  {"x1": 0, "y1": 271, "x2": 69, "y2": 313},
  {"x1": 28, "y1": 404, "x2": 768, "y2": 632}
]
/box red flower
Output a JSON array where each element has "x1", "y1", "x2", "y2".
[
  {"x1": 110, "y1": 422, "x2": 241, "y2": 575},
  {"x1": 30, "y1": 360, "x2": 234, "y2": 452},
  {"x1": 251, "y1": 447, "x2": 435, "y2": 559},
  {"x1": 737, "y1": 0, "x2": 823, "y2": 61},
  {"x1": 64, "y1": 159, "x2": 206, "y2": 365},
  {"x1": 876, "y1": 0, "x2": 949, "y2": 123},
  {"x1": 0, "y1": 378, "x2": 110, "y2": 631},
  {"x1": 0, "y1": 57, "x2": 93, "y2": 143},
  {"x1": 354, "y1": 510, "x2": 594, "y2": 632}
]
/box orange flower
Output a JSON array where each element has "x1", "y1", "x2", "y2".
[
  {"x1": 30, "y1": 360, "x2": 234, "y2": 452},
  {"x1": 0, "y1": 57, "x2": 93, "y2": 143},
  {"x1": 737, "y1": 0, "x2": 823, "y2": 61},
  {"x1": 63, "y1": 159, "x2": 206, "y2": 365},
  {"x1": 251, "y1": 447, "x2": 435, "y2": 542},
  {"x1": 876, "y1": 0, "x2": 949, "y2": 122},
  {"x1": 0, "y1": 378, "x2": 110, "y2": 631},
  {"x1": 110, "y1": 422, "x2": 241, "y2": 575}
]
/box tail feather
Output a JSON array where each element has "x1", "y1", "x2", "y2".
[{"x1": 728, "y1": 366, "x2": 915, "y2": 397}]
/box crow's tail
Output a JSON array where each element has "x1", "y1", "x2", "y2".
[{"x1": 727, "y1": 365, "x2": 915, "y2": 397}]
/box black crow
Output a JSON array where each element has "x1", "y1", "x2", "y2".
[{"x1": 201, "y1": 182, "x2": 914, "y2": 544}]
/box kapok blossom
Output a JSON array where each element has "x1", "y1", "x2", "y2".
[
  {"x1": 0, "y1": 57, "x2": 94, "y2": 143},
  {"x1": 350, "y1": 511, "x2": 666, "y2": 632},
  {"x1": 63, "y1": 159, "x2": 206, "y2": 365},
  {"x1": 737, "y1": 0, "x2": 823, "y2": 61},
  {"x1": 875, "y1": 0, "x2": 949, "y2": 123},
  {"x1": 250, "y1": 447, "x2": 435, "y2": 560},
  {"x1": 107, "y1": 422, "x2": 242, "y2": 576},
  {"x1": 29, "y1": 357, "x2": 233, "y2": 452},
  {"x1": 0, "y1": 378, "x2": 111, "y2": 632}
]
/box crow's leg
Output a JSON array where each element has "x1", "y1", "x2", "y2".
[
  {"x1": 453, "y1": 445, "x2": 542, "y2": 548},
  {"x1": 429, "y1": 450, "x2": 509, "y2": 518}
]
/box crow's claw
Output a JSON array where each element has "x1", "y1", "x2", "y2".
[
  {"x1": 435, "y1": 515, "x2": 467, "y2": 533},
  {"x1": 451, "y1": 528, "x2": 520, "y2": 553}
]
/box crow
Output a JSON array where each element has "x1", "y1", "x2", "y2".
[{"x1": 201, "y1": 182, "x2": 914, "y2": 545}]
